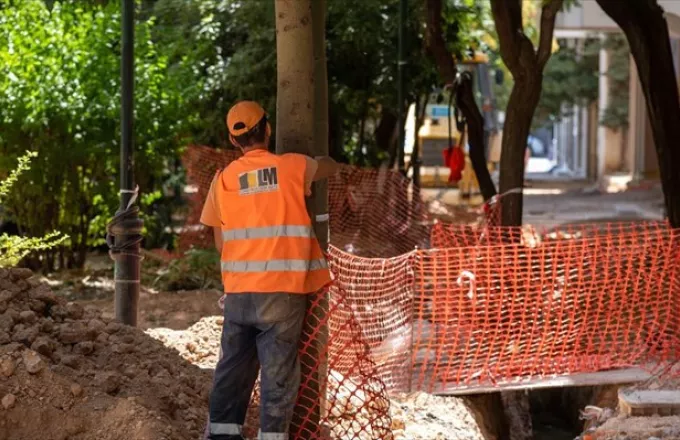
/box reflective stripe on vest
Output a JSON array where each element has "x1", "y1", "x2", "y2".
[
  {"x1": 221, "y1": 258, "x2": 328, "y2": 273},
  {"x1": 222, "y1": 225, "x2": 314, "y2": 241}
]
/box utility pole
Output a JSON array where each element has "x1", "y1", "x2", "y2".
[
  {"x1": 397, "y1": 0, "x2": 407, "y2": 171},
  {"x1": 109, "y1": 0, "x2": 143, "y2": 326}
]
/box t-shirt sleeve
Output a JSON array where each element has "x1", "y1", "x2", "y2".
[
  {"x1": 282, "y1": 153, "x2": 315, "y2": 196},
  {"x1": 303, "y1": 156, "x2": 318, "y2": 192},
  {"x1": 200, "y1": 171, "x2": 222, "y2": 227}
]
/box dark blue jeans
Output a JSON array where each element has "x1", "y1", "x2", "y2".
[{"x1": 207, "y1": 293, "x2": 307, "y2": 440}]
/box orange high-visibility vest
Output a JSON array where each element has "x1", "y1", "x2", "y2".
[{"x1": 214, "y1": 149, "x2": 331, "y2": 294}]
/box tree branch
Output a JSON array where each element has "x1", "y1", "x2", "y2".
[
  {"x1": 424, "y1": 0, "x2": 457, "y2": 84},
  {"x1": 424, "y1": 0, "x2": 497, "y2": 201},
  {"x1": 489, "y1": 0, "x2": 524, "y2": 74},
  {"x1": 536, "y1": 0, "x2": 564, "y2": 69},
  {"x1": 456, "y1": 74, "x2": 497, "y2": 201}
]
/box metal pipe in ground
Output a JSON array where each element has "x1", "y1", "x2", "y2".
[{"x1": 111, "y1": 0, "x2": 143, "y2": 327}]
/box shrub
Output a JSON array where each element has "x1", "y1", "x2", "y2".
[{"x1": 0, "y1": 151, "x2": 67, "y2": 268}]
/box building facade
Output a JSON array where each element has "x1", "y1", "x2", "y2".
[{"x1": 554, "y1": 0, "x2": 680, "y2": 183}]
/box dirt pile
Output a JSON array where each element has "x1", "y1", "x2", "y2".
[
  {"x1": 150, "y1": 315, "x2": 485, "y2": 440},
  {"x1": 589, "y1": 415, "x2": 680, "y2": 439},
  {"x1": 0, "y1": 267, "x2": 211, "y2": 440},
  {"x1": 146, "y1": 316, "x2": 222, "y2": 369}
]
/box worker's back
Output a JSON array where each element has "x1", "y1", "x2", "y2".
[{"x1": 215, "y1": 149, "x2": 330, "y2": 294}]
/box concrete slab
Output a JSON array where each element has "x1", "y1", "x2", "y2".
[
  {"x1": 432, "y1": 367, "x2": 653, "y2": 396},
  {"x1": 619, "y1": 388, "x2": 680, "y2": 417}
]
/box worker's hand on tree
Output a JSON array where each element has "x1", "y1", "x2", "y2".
[{"x1": 313, "y1": 156, "x2": 341, "y2": 181}]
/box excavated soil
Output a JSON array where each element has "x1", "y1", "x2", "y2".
[
  {"x1": 7, "y1": 262, "x2": 678, "y2": 440},
  {"x1": 590, "y1": 416, "x2": 680, "y2": 440},
  {"x1": 148, "y1": 316, "x2": 485, "y2": 440},
  {"x1": 5, "y1": 266, "x2": 484, "y2": 440},
  {"x1": 0, "y1": 267, "x2": 211, "y2": 440}
]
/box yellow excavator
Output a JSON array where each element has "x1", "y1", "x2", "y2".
[{"x1": 405, "y1": 52, "x2": 502, "y2": 200}]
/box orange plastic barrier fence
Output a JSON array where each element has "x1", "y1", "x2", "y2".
[
  {"x1": 179, "y1": 145, "x2": 431, "y2": 257},
  {"x1": 179, "y1": 145, "x2": 680, "y2": 439}
]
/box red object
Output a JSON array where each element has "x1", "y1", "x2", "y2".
[{"x1": 442, "y1": 145, "x2": 465, "y2": 182}]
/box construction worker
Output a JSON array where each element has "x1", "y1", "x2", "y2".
[{"x1": 200, "y1": 101, "x2": 340, "y2": 440}]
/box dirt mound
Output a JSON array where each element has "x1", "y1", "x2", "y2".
[
  {"x1": 146, "y1": 316, "x2": 222, "y2": 369},
  {"x1": 591, "y1": 415, "x2": 680, "y2": 439},
  {"x1": 151, "y1": 315, "x2": 484, "y2": 440},
  {"x1": 0, "y1": 267, "x2": 211, "y2": 440}
]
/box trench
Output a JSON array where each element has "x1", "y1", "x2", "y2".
[
  {"x1": 462, "y1": 384, "x2": 625, "y2": 440},
  {"x1": 530, "y1": 386, "x2": 598, "y2": 440}
]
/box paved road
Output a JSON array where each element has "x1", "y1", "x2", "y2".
[{"x1": 421, "y1": 185, "x2": 666, "y2": 229}]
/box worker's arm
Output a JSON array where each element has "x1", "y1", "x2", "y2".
[
  {"x1": 313, "y1": 156, "x2": 341, "y2": 181},
  {"x1": 300, "y1": 155, "x2": 341, "y2": 196},
  {"x1": 200, "y1": 170, "x2": 223, "y2": 253},
  {"x1": 212, "y1": 227, "x2": 223, "y2": 253}
]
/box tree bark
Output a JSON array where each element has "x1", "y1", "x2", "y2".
[
  {"x1": 275, "y1": 0, "x2": 315, "y2": 155},
  {"x1": 275, "y1": 1, "x2": 324, "y2": 438},
  {"x1": 595, "y1": 0, "x2": 680, "y2": 227},
  {"x1": 375, "y1": 108, "x2": 398, "y2": 156},
  {"x1": 497, "y1": 75, "x2": 542, "y2": 226},
  {"x1": 310, "y1": 0, "x2": 330, "y2": 430},
  {"x1": 424, "y1": 0, "x2": 496, "y2": 201},
  {"x1": 488, "y1": 1, "x2": 563, "y2": 438},
  {"x1": 456, "y1": 73, "x2": 497, "y2": 201},
  {"x1": 489, "y1": 0, "x2": 562, "y2": 227}
]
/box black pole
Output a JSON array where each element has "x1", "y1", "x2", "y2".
[
  {"x1": 121, "y1": 0, "x2": 134, "y2": 201},
  {"x1": 412, "y1": 98, "x2": 421, "y2": 188},
  {"x1": 397, "y1": 0, "x2": 407, "y2": 171},
  {"x1": 112, "y1": 0, "x2": 142, "y2": 326}
]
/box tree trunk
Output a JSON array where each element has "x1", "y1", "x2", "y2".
[
  {"x1": 357, "y1": 98, "x2": 369, "y2": 158},
  {"x1": 375, "y1": 108, "x2": 398, "y2": 155},
  {"x1": 424, "y1": 0, "x2": 496, "y2": 202},
  {"x1": 595, "y1": 0, "x2": 680, "y2": 227},
  {"x1": 457, "y1": 73, "x2": 498, "y2": 201},
  {"x1": 275, "y1": 1, "x2": 323, "y2": 438},
  {"x1": 498, "y1": 75, "x2": 542, "y2": 227},
  {"x1": 411, "y1": 95, "x2": 427, "y2": 188},
  {"x1": 310, "y1": 1, "x2": 330, "y2": 429},
  {"x1": 490, "y1": 0, "x2": 563, "y2": 228},
  {"x1": 489, "y1": 1, "x2": 563, "y2": 438},
  {"x1": 328, "y1": 102, "x2": 346, "y2": 162},
  {"x1": 275, "y1": 0, "x2": 315, "y2": 155}
]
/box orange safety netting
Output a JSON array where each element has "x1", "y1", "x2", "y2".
[{"x1": 179, "y1": 145, "x2": 680, "y2": 439}]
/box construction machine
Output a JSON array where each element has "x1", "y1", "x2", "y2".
[{"x1": 405, "y1": 52, "x2": 502, "y2": 198}]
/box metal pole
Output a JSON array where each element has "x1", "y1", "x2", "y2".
[
  {"x1": 113, "y1": 0, "x2": 142, "y2": 326},
  {"x1": 397, "y1": 0, "x2": 407, "y2": 171},
  {"x1": 412, "y1": 99, "x2": 421, "y2": 188},
  {"x1": 121, "y1": 0, "x2": 134, "y2": 205}
]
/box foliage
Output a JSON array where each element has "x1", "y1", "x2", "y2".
[
  {"x1": 149, "y1": 0, "x2": 277, "y2": 148},
  {"x1": 533, "y1": 33, "x2": 629, "y2": 131},
  {"x1": 600, "y1": 34, "x2": 630, "y2": 129},
  {"x1": 0, "y1": 0, "x2": 193, "y2": 268},
  {"x1": 533, "y1": 38, "x2": 600, "y2": 129},
  {"x1": 489, "y1": 0, "x2": 542, "y2": 112},
  {"x1": 0, "y1": 151, "x2": 37, "y2": 201},
  {"x1": 150, "y1": 0, "x2": 476, "y2": 166},
  {"x1": 0, "y1": 0, "x2": 492, "y2": 270},
  {"x1": 0, "y1": 151, "x2": 67, "y2": 267},
  {"x1": 152, "y1": 247, "x2": 221, "y2": 291}
]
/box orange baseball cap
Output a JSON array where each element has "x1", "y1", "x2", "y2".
[{"x1": 226, "y1": 101, "x2": 266, "y2": 136}]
